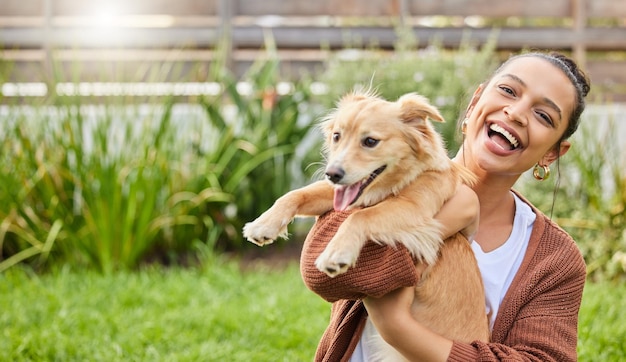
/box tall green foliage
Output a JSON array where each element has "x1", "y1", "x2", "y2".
[
  {"x1": 0, "y1": 38, "x2": 321, "y2": 271},
  {"x1": 0, "y1": 102, "x2": 233, "y2": 273},
  {"x1": 198, "y1": 53, "x2": 320, "y2": 250}
]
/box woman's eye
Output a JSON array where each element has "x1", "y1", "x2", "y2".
[
  {"x1": 363, "y1": 137, "x2": 379, "y2": 148},
  {"x1": 499, "y1": 85, "x2": 515, "y2": 96},
  {"x1": 536, "y1": 112, "x2": 554, "y2": 126}
]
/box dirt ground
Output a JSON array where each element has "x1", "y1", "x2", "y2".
[{"x1": 237, "y1": 240, "x2": 305, "y2": 271}]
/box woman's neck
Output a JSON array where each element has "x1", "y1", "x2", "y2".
[
  {"x1": 472, "y1": 175, "x2": 518, "y2": 252},
  {"x1": 452, "y1": 151, "x2": 522, "y2": 251}
]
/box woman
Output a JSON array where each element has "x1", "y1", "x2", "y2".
[{"x1": 300, "y1": 51, "x2": 590, "y2": 361}]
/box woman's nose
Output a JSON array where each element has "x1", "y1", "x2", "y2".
[{"x1": 503, "y1": 104, "x2": 528, "y2": 126}]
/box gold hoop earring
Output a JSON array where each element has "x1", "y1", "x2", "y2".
[
  {"x1": 461, "y1": 118, "x2": 468, "y2": 134},
  {"x1": 533, "y1": 164, "x2": 550, "y2": 181}
]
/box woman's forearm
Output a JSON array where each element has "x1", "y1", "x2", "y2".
[
  {"x1": 384, "y1": 319, "x2": 453, "y2": 362},
  {"x1": 364, "y1": 287, "x2": 453, "y2": 361},
  {"x1": 300, "y1": 211, "x2": 419, "y2": 302},
  {"x1": 357, "y1": 184, "x2": 478, "y2": 360}
]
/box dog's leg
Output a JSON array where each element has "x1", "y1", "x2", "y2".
[
  {"x1": 315, "y1": 174, "x2": 456, "y2": 277},
  {"x1": 243, "y1": 180, "x2": 334, "y2": 246},
  {"x1": 315, "y1": 201, "x2": 442, "y2": 277}
]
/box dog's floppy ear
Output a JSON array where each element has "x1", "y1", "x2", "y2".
[{"x1": 398, "y1": 93, "x2": 445, "y2": 124}]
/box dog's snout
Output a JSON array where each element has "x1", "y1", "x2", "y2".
[{"x1": 325, "y1": 167, "x2": 345, "y2": 184}]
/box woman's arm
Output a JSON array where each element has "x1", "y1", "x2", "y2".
[
  {"x1": 363, "y1": 184, "x2": 477, "y2": 360},
  {"x1": 300, "y1": 210, "x2": 420, "y2": 302},
  {"x1": 363, "y1": 287, "x2": 453, "y2": 362},
  {"x1": 301, "y1": 184, "x2": 479, "y2": 302},
  {"x1": 436, "y1": 183, "x2": 479, "y2": 240},
  {"x1": 364, "y1": 269, "x2": 584, "y2": 362},
  {"x1": 305, "y1": 185, "x2": 480, "y2": 359},
  {"x1": 363, "y1": 216, "x2": 587, "y2": 362}
]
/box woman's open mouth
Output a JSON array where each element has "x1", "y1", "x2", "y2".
[{"x1": 488, "y1": 123, "x2": 521, "y2": 151}]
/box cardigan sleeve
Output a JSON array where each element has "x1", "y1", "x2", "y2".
[
  {"x1": 300, "y1": 210, "x2": 419, "y2": 302},
  {"x1": 447, "y1": 215, "x2": 587, "y2": 362}
]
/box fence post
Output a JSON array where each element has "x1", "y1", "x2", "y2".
[
  {"x1": 43, "y1": 0, "x2": 53, "y2": 90},
  {"x1": 218, "y1": 0, "x2": 236, "y2": 74},
  {"x1": 398, "y1": 0, "x2": 409, "y2": 26},
  {"x1": 572, "y1": 0, "x2": 587, "y2": 70}
]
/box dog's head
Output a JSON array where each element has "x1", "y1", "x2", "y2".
[{"x1": 320, "y1": 91, "x2": 450, "y2": 211}]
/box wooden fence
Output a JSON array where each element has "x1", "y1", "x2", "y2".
[{"x1": 1, "y1": 0, "x2": 626, "y2": 101}]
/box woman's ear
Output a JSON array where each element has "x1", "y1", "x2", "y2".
[
  {"x1": 542, "y1": 140, "x2": 571, "y2": 166},
  {"x1": 464, "y1": 84, "x2": 484, "y2": 119}
]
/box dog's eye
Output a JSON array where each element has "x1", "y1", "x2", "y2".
[
  {"x1": 332, "y1": 133, "x2": 340, "y2": 142},
  {"x1": 362, "y1": 137, "x2": 379, "y2": 148}
]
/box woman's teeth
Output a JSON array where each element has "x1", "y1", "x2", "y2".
[{"x1": 489, "y1": 124, "x2": 520, "y2": 149}]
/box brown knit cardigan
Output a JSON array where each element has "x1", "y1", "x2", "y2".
[{"x1": 300, "y1": 195, "x2": 587, "y2": 362}]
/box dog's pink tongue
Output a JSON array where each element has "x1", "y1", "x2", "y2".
[{"x1": 333, "y1": 184, "x2": 361, "y2": 211}]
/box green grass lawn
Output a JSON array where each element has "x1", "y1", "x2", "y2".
[
  {"x1": 1, "y1": 258, "x2": 624, "y2": 361},
  {"x1": 0, "y1": 259, "x2": 329, "y2": 361},
  {"x1": 578, "y1": 278, "x2": 626, "y2": 361}
]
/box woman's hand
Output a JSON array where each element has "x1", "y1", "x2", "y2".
[{"x1": 364, "y1": 287, "x2": 415, "y2": 329}]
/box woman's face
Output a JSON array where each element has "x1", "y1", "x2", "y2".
[{"x1": 463, "y1": 56, "x2": 576, "y2": 178}]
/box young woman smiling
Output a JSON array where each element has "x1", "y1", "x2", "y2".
[{"x1": 300, "y1": 52, "x2": 590, "y2": 362}]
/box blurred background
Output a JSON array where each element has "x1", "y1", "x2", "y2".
[
  {"x1": 1, "y1": 0, "x2": 625, "y2": 280},
  {"x1": 1, "y1": 1, "x2": 625, "y2": 360},
  {"x1": 2, "y1": 0, "x2": 626, "y2": 99}
]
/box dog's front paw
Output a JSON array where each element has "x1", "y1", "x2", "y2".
[
  {"x1": 242, "y1": 217, "x2": 288, "y2": 246},
  {"x1": 315, "y1": 246, "x2": 359, "y2": 278}
]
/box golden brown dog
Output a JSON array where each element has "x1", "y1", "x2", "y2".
[{"x1": 243, "y1": 91, "x2": 489, "y2": 357}]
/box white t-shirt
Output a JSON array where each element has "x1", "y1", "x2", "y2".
[
  {"x1": 471, "y1": 192, "x2": 535, "y2": 330},
  {"x1": 350, "y1": 192, "x2": 535, "y2": 361}
]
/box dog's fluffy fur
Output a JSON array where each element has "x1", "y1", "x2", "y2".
[{"x1": 244, "y1": 91, "x2": 489, "y2": 359}]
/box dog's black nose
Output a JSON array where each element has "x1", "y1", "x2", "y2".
[{"x1": 325, "y1": 167, "x2": 344, "y2": 183}]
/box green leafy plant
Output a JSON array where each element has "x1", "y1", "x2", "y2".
[
  {"x1": 0, "y1": 100, "x2": 232, "y2": 273},
  {"x1": 0, "y1": 36, "x2": 322, "y2": 270},
  {"x1": 198, "y1": 34, "x2": 321, "y2": 250}
]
